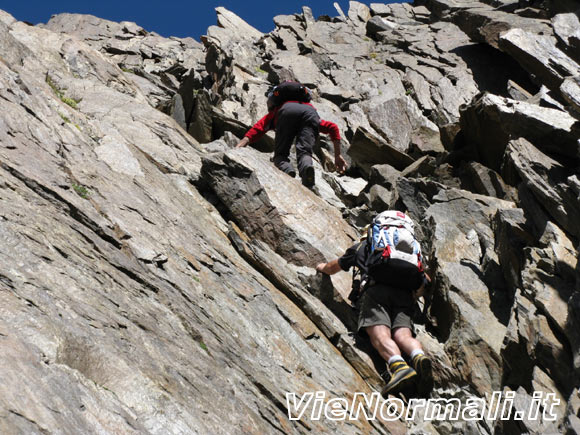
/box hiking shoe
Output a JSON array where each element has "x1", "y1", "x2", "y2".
[
  {"x1": 412, "y1": 354, "x2": 433, "y2": 395},
  {"x1": 381, "y1": 362, "x2": 417, "y2": 397},
  {"x1": 412, "y1": 354, "x2": 432, "y2": 380},
  {"x1": 287, "y1": 170, "x2": 296, "y2": 178},
  {"x1": 301, "y1": 166, "x2": 315, "y2": 187}
]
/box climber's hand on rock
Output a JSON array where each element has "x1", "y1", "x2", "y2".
[
  {"x1": 235, "y1": 137, "x2": 250, "y2": 148},
  {"x1": 335, "y1": 155, "x2": 347, "y2": 174}
]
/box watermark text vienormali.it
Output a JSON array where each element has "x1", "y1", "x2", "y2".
[{"x1": 285, "y1": 391, "x2": 560, "y2": 422}]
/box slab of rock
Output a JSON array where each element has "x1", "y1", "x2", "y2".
[
  {"x1": 499, "y1": 28, "x2": 580, "y2": 93},
  {"x1": 521, "y1": 242, "x2": 575, "y2": 342},
  {"x1": 460, "y1": 93, "x2": 580, "y2": 170},
  {"x1": 0, "y1": 15, "x2": 399, "y2": 435},
  {"x1": 494, "y1": 387, "x2": 563, "y2": 434},
  {"x1": 269, "y1": 52, "x2": 334, "y2": 88},
  {"x1": 215, "y1": 7, "x2": 262, "y2": 41},
  {"x1": 321, "y1": 173, "x2": 367, "y2": 208},
  {"x1": 492, "y1": 208, "x2": 535, "y2": 290},
  {"x1": 43, "y1": 13, "x2": 206, "y2": 124},
  {"x1": 362, "y1": 96, "x2": 441, "y2": 154},
  {"x1": 552, "y1": 12, "x2": 580, "y2": 63},
  {"x1": 200, "y1": 148, "x2": 357, "y2": 298},
  {"x1": 226, "y1": 222, "x2": 386, "y2": 390},
  {"x1": 561, "y1": 75, "x2": 580, "y2": 114},
  {"x1": 453, "y1": 4, "x2": 553, "y2": 49},
  {"x1": 366, "y1": 15, "x2": 397, "y2": 37},
  {"x1": 532, "y1": 366, "x2": 567, "y2": 424},
  {"x1": 426, "y1": 187, "x2": 515, "y2": 394},
  {"x1": 462, "y1": 161, "x2": 514, "y2": 200},
  {"x1": 568, "y1": 293, "x2": 580, "y2": 374},
  {"x1": 507, "y1": 79, "x2": 534, "y2": 101},
  {"x1": 348, "y1": 1, "x2": 372, "y2": 24},
  {"x1": 348, "y1": 127, "x2": 415, "y2": 176},
  {"x1": 528, "y1": 84, "x2": 567, "y2": 111},
  {"x1": 503, "y1": 138, "x2": 580, "y2": 238}
]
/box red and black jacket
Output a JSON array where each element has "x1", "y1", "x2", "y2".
[{"x1": 244, "y1": 101, "x2": 341, "y2": 144}]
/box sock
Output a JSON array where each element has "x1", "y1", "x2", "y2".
[
  {"x1": 388, "y1": 355, "x2": 405, "y2": 365},
  {"x1": 410, "y1": 349, "x2": 425, "y2": 359}
]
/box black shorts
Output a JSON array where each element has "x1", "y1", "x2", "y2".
[{"x1": 357, "y1": 284, "x2": 415, "y2": 334}]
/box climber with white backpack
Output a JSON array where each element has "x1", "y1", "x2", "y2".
[
  {"x1": 235, "y1": 80, "x2": 347, "y2": 187},
  {"x1": 316, "y1": 210, "x2": 432, "y2": 396}
]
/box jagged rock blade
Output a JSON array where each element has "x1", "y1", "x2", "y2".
[{"x1": 200, "y1": 148, "x2": 357, "y2": 299}]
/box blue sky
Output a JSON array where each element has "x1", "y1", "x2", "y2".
[{"x1": 2, "y1": 1, "x2": 409, "y2": 41}]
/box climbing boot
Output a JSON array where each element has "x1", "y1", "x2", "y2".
[
  {"x1": 412, "y1": 353, "x2": 433, "y2": 395},
  {"x1": 301, "y1": 165, "x2": 315, "y2": 187},
  {"x1": 412, "y1": 353, "x2": 432, "y2": 380},
  {"x1": 381, "y1": 361, "x2": 417, "y2": 397}
]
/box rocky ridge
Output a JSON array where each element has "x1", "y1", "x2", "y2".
[{"x1": 0, "y1": 1, "x2": 579, "y2": 434}]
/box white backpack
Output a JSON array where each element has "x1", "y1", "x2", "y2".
[{"x1": 366, "y1": 211, "x2": 424, "y2": 290}]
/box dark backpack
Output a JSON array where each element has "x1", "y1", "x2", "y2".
[
  {"x1": 365, "y1": 211, "x2": 424, "y2": 291},
  {"x1": 268, "y1": 81, "x2": 312, "y2": 107}
]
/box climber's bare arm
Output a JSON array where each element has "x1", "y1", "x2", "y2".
[{"x1": 316, "y1": 259, "x2": 342, "y2": 275}]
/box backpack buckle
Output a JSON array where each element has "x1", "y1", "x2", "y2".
[{"x1": 381, "y1": 245, "x2": 391, "y2": 258}]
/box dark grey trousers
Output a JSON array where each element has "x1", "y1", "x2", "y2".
[{"x1": 273, "y1": 102, "x2": 320, "y2": 176}]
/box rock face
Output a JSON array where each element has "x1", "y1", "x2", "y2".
[{"x1": 0, "y1": 1, "x2": 579, "y2": 434}]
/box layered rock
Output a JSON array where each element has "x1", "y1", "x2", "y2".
[
  {"x1": 1, "y1": 0, "x2": 579, "y2": 433},
  {"x1": 0, "y1": 13, "x2": 402, "y2": 435}
]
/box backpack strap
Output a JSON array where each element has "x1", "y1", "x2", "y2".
[{"x1": 349, "y1": 242, "x2": 367, "y2": 303}]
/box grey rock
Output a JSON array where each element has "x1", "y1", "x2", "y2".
[
  {"x1": 495, "y1": 387, "x2": 563, "y2": 434},
  {"x1": 439, "y1": 122, "x2": 462, "y2": 151},
  {"x1": 502, "y1": 292, "x2": 573, "y2": 412},
  {"x1": 492, "y1": 208, "x2": 534, "y2": 290},
  {"x1": 215, "y1": 7, "x2": 263, "y2": 41},
  {"x1": 0, "y1": 9, "x2": 17, "y2": 25},
  {"x1": 321, "y1": 173, "x2": 367, "y2": 208},
  {"x1": 0, "y1": 15, "x2": 404, "y2": 435},
  {"x1": 400, "y1": 156, "x2": 438, "y2": 178},
  {"x1": 520, "y1": 222, "x2": 578, "y2": 377},
  {"x1": 3, "y1": 1, "x2": 580, "y2": 432},
  {"x1": 318, "y1": 83, "x2": 359, "y2": 107},
  {"x1": 348, "y1": 1, "x2": 372, "y2": 24},
  {"x1": 362, "y1": 96, "x2": 441, "y2": 154},
  {"x1": 188, "y1": 90, "x2": 213, "y2": 144},
  {"x1": 369, "y1": 184, "x2": 396, "y2": 212},
  {"x1": 269, "y1": 52, "x2": 334, "y2": 88},
  {"x1": 499, "y1": 28, "x2": 580, "y2": 94},
  {"x1": 369, "y1": 163, "x2": 402, "y2": 188},
  {"x1": 568, "y1": 292, "x2": 580, "y2": 375},
  {"x1": 348, "y1": 127, "x2": 415, "y2": 176},
  {"x1": 366, "y1": 16, "x2": 397, "y2": 37},
  {"x1": 369, "y1": 3, "x2": 393, "y2": 17},
  {"x1": 528, "y1": 85, "x2": 567, "y2": 111},
  {"x1": 531, "y1": 366, "x2": 567, "y2": 424},
  {"x1": 503, "y1": 138, "x2": 580, "y2": 238},
  {"x1": 43, "y1": 13, "x2": 205, "y2": 123},
  {"x1": 462, "y1": 161, "x2": 515, "y2": 200},
  {"x1": 426, "y1": 187, "x2": 516, "y2": 394},
  {"x1": 226, "y1": 222, "x2": 385, "y2": 390},
  {"x1": 302, "y1": 7, "x2": 315, "y2": 26},
  {"x1": 455, "y1": 3, "x2": 552, "y2": 49},
  {"x1": 507, "y1": 79, "x2": 533, "y2": 101},
  {"x1": 567, "y1": 414, "x2": 580, "y2": 435},
  {"x1": 199, "y1": 148, "x2": 357, "y2": 297},
  {"x1": 460, "y1": 93, "x2": 580, "y2": 171},
  {"x1": 553, "y1": 13, "x2": 580, "y2": 63},
  {"x1": 561, "y1": 75, "x2": 580, "y2": 114}
]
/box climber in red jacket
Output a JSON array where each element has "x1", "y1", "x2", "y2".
[{"x1": 235, "y1": 94, "x2": 347, "y2": 187}]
